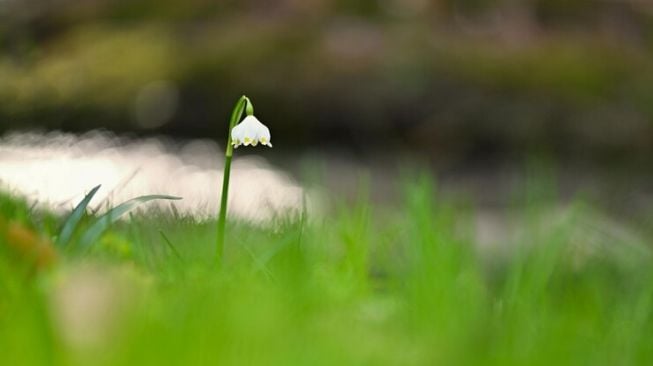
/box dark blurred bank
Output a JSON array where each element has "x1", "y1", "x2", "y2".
[{"x1": 2, "y1": 0, "x2": 653, "y2": 163}]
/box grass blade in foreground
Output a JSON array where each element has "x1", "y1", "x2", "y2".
[
  {"x1": 78, "y1": 195, "x2": 181, "y2": 249},
  {"x1": 56, "y1": 184, "x2": 101, "y2": 248}
]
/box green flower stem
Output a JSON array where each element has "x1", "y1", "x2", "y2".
[{"x1": 216, "y1": 95, "x2": 249, "y2": 266}]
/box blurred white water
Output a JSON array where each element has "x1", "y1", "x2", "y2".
[{"x1": 0, "y1": 131, "x2": 305, "y2": 222}]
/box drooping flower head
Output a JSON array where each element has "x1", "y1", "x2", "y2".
[
  {"x1": 231, "y1": 116, "x2": 272, "y2": 148},
  {"x1": 231, "y1": 99, "x2": 272, "y2": 148}
]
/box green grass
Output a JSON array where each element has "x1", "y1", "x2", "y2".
[{"x1": 1, "y1": 174, "x2": 653, "y2": 365}]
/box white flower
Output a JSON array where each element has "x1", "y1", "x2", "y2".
[{"x1": 231, "y1": 115, "x2": 272, "y2": 148}]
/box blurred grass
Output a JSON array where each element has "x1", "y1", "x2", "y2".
[{"x1": 1, "y1": 173, "x2": 653, "y2": 365}]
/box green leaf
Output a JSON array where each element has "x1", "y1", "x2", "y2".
[
  {"x1": 56, "y1": 184, "x2": 101, "y2": 248},
  {"x1": 78, "y1": 195, "x2": 181, "y2": 249}
]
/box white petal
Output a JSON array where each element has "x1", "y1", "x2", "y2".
[
  {"x1": 241, "y1": 115, "x2": 260, "y2": 126},
  {"x1": 246, "y1": 116, "x2": 272, "y2": 147},
  {"x1": 231, "y1": 123, "x2": 244, "y2": 141},
  {"x1": 230, "y1": 115, "x2": 272, "y2": 148},
  {"x1": 258, "y1": 127, "x2": 272, "y2": 147}
]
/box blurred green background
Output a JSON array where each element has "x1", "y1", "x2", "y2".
[{"x1": 2, "y1": 0, "x2": 653, "y2": 161}]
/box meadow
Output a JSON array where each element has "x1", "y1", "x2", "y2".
[{"x1": 1, "y1": 172, "x2": 652, "y2": 366}]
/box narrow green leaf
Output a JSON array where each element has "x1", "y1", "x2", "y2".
[
  {"x1": 78, "y1": 195, "x2": 182, "y2": 249},
  {"x1": 159, "y1": 230, "x2": 183, "y2": 262},
  {"x1": 56, "y1": 184, "x2": 101, "y2": 248}
]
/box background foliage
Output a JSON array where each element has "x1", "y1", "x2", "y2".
[{"x1": 2, "y1": 0, "x2": 653, "y2": 158}]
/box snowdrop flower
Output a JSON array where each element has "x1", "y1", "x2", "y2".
[
  {"x1": 218, "y1": 95, "x2": 271, "y2": 265},
  {"x1": 231, "y1": 115, "x2": 272, "y2": 148}
]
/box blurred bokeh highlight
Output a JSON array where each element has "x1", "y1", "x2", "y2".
[{"x1": 1, "y1": 0, "x2": 653, "y2": 219}]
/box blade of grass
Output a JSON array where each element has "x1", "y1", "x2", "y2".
[
  {"x1": 56, "y1": 184, "x2": 101, "y2": 248},
  {"x1": 78, "y1": 195, "x2": 181, "y2": 250},
  {"x1": 159, "y1": 230, "x2": 183, "y2": 262}
]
